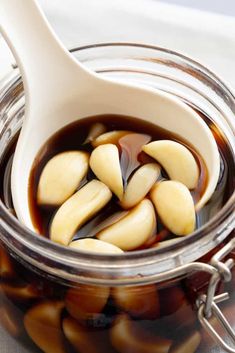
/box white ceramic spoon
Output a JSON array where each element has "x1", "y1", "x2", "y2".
[{"x1": 0, "y1": 0, "x2": 220, "y2": 231}]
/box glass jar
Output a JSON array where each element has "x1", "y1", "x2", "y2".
[{"x1": 0, "y1": 43, "x2": 235, "y2": 353}]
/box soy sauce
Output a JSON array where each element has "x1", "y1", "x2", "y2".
[
  {"x1": 0, "y1": 113, "x2": 233, "y2": 245},
  {"x1": 0, "y1": 113, "x2": 235, "y2": 353}
]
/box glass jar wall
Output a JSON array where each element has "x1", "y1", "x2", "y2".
[{"x1": 0, "y1": 44, "x2": 235, "y2": 353}]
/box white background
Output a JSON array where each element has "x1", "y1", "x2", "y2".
[{"x1": 162, "y1": 0, "x2": 235, "y2": 15}]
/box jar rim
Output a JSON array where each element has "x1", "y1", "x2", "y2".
[{"x1": 0, "y1": 42, "x2": 235, "y2": 283}]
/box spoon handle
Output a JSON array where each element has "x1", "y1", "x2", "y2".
[{"x1": 0, "y1": 0, "x2": 89, "y2": 94}]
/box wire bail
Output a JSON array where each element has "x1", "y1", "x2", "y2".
[{"x1": 197, "y1": 238, "x2": 235, "y2": 352}]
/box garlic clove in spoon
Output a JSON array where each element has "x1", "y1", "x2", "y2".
[
  {"x1": 69, "y1": 238, "x2": 123, "y2": 254},
  {"x1": 37, "y1": 151, "x2": 89, "y2": 206},
  {"x1": 120, "y1": 163, "x2": 160, "y2": 209},
  {"x1": 92, "y1": 130, "x2": 131, "y2": 147},
  {"x1": 143, "y1": 140, "x2": 199, "y2": 189},
  {"x1": 97, "y1": 199, "x2": 156, "y2": 250},
  {"x1": 150, "y1": 181, "x2": 196, "y2": 236},
  {"x1": 50, "y1": 180, "x2": 112, "y2": 246},
  {"x1": 84, "y1": 123, "x2": 107, "y2": 144},
  {"x1": 90, "y1": 144, "x2": 124, "y2": 200}
]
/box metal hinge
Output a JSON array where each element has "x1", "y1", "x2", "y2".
[{"x1": 197, "y1": 238, "x2": 235, "y2": 353}]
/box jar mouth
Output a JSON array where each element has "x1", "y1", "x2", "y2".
[{"x1": 0, "y1": 42, "x2": 235, "y2": 282}]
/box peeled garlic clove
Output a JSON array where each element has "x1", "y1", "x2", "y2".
[
  {"x1": 121, "y1": 163, "x2": 160, "y2": 209},
  {"x1": 92, "y1": 130, "x2": 131, "y2": 147},
  {"x1": 24, "y1": 300, "x2": 66, "y2": 353},
  {"x1": 1, "y1": 283, "x2": 40, "y2": 302},
  {"x1": 112, "y1": 284, "x2": 160, "y2": 319},
  {"x1": 158, "y1": 286, "x2": 186, "y2": 317},
  {"x1": 163, "y1": 298, "x2": 196, "y2": 330},
  {"x1": 65, "y1": 285, "x2": 110, "y2": 322},
  {"x1": 97, "y1": 199, "x2": 156, "y2": 250},
  {"x1": 90, "y1": 144, "x2": 123, "y2": 200},
  {"x1": 0, "y1": 305, "x2": 23, "y2": 337},
  {"x1": 84, "y1": 123, "x2": 107, "y2": 144},
  {"x1": 169, "y1": 331, "x2": 201, "y2": 353},
  {"x1": 69, "y1": 239, "x2": 123, "y2": 254},
  {"x1": 0, "y1": 246, "x2": 15, "y2": 279},
  {"x1": 80, "y1": 211, "x2": 128, "y2": 239},
  {"x1": 37, "y1": 151, "x2": 89, "y2": 206},
  {"x1": 50, "y1": 180, "x2": 112, "y2": 246},
  {"x1": 143, "y1": 140, "x2": 199, "y2": 189},
  {"x1": 150, "y1": 181, "x2": 195, "y2": 236},
  {"x1": 110, "y1": 314, "x2": 172, "y2": 353},
  {"x1": 63, "y1": 317, "x2": 102, "y2": 353}
]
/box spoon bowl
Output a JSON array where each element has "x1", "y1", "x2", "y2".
[{"x1": 0, "y1": 0, "x2": 220, "y2": 231}]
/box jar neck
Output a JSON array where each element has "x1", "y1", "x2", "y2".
[{"x1": 0, "y1": 196, "x2": 234, "y2": 285}]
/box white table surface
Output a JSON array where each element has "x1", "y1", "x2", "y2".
[
  {"x1": 162, "y1": 0, "x2": 235, "y2": 16},
  {"x1": 1, "y1": 1, "x2": 235, "y2": 352}
]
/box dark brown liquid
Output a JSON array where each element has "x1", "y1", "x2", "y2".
[
  {"x1": 0, "y1": 114, "x2": 235, "y2": 353},
  {"x1": 23, "y1": 113, "x2": 231, "y2": 247},
  {"x1": 0, "y1": 113, "x2": 233, "y2": 248}
]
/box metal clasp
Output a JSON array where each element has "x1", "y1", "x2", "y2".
[{"x1": 197, "y1": 238, "x2": 235, "y2": 352}]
